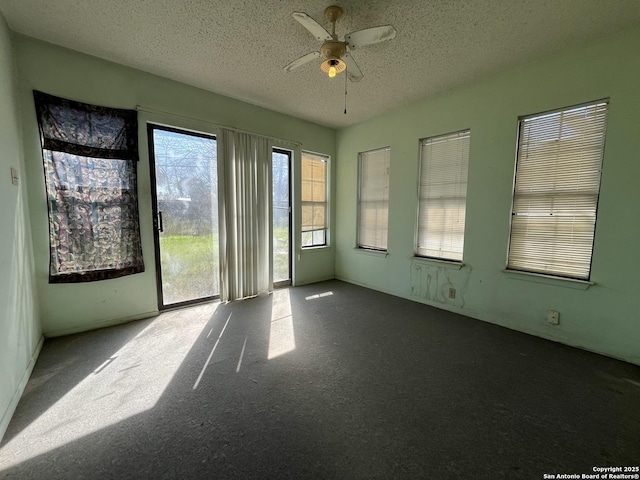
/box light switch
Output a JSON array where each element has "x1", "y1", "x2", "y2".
[{"x1": 10, "y1": 167, "x2": 19, "y2": 185}]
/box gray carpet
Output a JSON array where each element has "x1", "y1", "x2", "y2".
[{"x1": 1, "y1": 280, "x2": 639, "y2": 479}]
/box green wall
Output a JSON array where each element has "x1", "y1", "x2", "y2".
[
  {"x1": 335, "y1": 26, "x2": 640, "y2": 365},
  {"x1": 0, "y1": 15, "x2": 41, "y2": 439},
  {"x1": 15, "y1": 34, "x2": 336, "y2": 337}
]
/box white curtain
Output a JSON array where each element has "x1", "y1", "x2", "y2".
[{"x1": 218, "y1": 129, "x2": 273, "y2": 301}]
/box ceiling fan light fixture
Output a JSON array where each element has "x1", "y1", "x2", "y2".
[{"x1": 321, "y1": 58, "x2": 346, "y2": 78}]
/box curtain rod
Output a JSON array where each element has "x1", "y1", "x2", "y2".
[{"x1": 135, "y1": 105, "x2": 302, "y2": 146}]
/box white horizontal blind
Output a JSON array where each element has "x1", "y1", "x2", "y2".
[
  {"x1": 508, "y1": 101, "x2": 608, "y2": 280},
  {"x1": 301, "y1": 151, "x2": 328, "y2": 247},
  {"x1": 358, "y1": 147, "x2": 390, "y2": 250},
  {"x1": 417, "y1": 130, "x2": 470, "y2": 261}
]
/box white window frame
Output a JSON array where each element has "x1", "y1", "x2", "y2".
[
  {"x1": 357, "y1": 147, "x2": 390, "y2": 251},
  {"x1": 507, "y1": 100, "x2": 608, "y2": 280},
  {"x1": 416, "y1": 130, "x2": 470, "y2": 262},
  {"x1": 301, "y1": 151, "x2": 329, "y2": 248}
]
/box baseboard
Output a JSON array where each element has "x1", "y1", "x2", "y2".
[
  {"x1": 334, "y1": 275, "x2": 404, "y2": 298},
  {"x1": 293, "y1": 275, "x2": 336, "y2": 287},
  {"x1": 336, "y1": 275, "x2": 640, "y2": 367},
  {"x1": 0, "y1": 335, "x2": 44, "y2": 443},
  {"x1": 44, "y1": 310, "x2": 159, "y2": 338}
]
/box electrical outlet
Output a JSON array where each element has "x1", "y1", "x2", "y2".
[
  {"x1": 547, "y1": 310, "x2": 560, "y2": 325},
  {"x1": 448, "y1": 288, "x2": 456, "y2": 299}
]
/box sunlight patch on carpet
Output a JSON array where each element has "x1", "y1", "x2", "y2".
[
  {"x1": 0, "y1": 302, "x2": 216, "y2": 468},
  {"x1": 268, "y1": 289, "x2": 295, "y2": 359}
]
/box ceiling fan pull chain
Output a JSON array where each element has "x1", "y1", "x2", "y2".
[{"x1": 344, "y1": 65, "x2": 348, "y2": 114}]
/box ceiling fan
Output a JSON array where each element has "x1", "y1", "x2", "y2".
[{"x1": 284, "y1": 5, "x2": 397, "y2": 82}]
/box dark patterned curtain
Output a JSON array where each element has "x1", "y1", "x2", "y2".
[{"x1": 34, "y1": 91, "x2": 144, "y2": 283}]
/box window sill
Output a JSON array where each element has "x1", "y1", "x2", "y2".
[
  {"x1": 301, "y1": 245, "x2": 332, "y2": 252},
  {"x1": 502, "y1": 269, "x2": 594, "y2": 290},
  {"x1": 411, "y1": 256, "x2": 464, "y2": 270},
  {"x1": 353, "y1": 247, "x2": 388, "y2": 258}
]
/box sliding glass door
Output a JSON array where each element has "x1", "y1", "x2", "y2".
[{"x1": 148, "y1": 125, "x2": 219, "y2": 308}]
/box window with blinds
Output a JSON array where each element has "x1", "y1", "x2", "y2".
[
  {"x1": 301, "y1": 151, "x2": 329, "y2": 247},
  {"x1": 358, "y1": 147, "x2": 390, "y2": 251},
  {"x1": 508, "y1": 101, "x2": 608, "y2": 280},
  {"x1": 416, "y1": 130, "x2": 470, "y2": 261}
]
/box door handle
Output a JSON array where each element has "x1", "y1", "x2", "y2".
[{"x1": 157, "y1": 211, "x2": 164, "y2": 232}]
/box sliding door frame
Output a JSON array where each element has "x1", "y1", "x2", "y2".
[
  {"x1": 147, "y1": 123, "x2": 220, "y2": 310},
  {"x1": 273, "y1": 147, "x2": 292, "y2": 288}
]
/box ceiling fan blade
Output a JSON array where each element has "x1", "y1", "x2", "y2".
[
  {"x1": 342, "y1": 53, "x2": 363, "y2": 83},
  {"x1": 292, "y1": 12, "x2": 332, "y2": 41},
  {"x1": 345, "y1": 25, "x2": 397, "y2": 50},
  {"x1": 284, "y1": 51, "x2": 321, "y2": 72}
]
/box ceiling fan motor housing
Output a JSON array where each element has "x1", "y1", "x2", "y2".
[{"x1": 320, "y1": 40, "x2": 346, "y2": 61}]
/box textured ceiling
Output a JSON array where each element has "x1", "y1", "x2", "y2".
[{"x1": 1, "y1": 0, "x2": 640, "y2": 128}]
